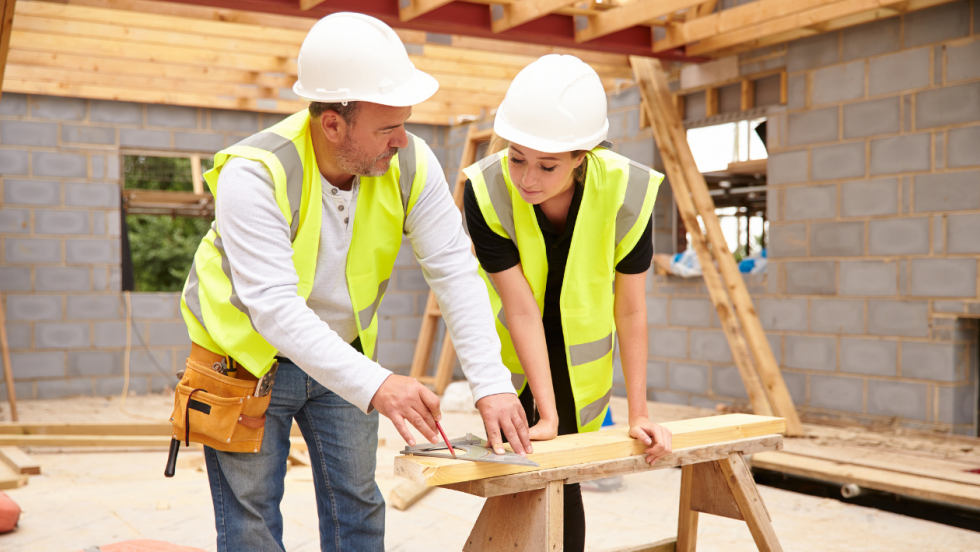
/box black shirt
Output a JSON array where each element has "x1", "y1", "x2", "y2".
[{"x1": 463, "y1": 179, "x2": 653, "y2": 434}]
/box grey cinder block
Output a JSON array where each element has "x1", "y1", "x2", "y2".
[
  {"x1": 3, "y1": 323, "x2": 30, "y2": 349},
  {"x1": 147, "y1": 322, "x2": 191, "y2": 346},
  {"x1": 868, "y1": 300, "x2": 929, "y2": 337},
  {"x1": 785, "y1": 335, "x2": 837, "y2": 371},
  {"x1": 260, "y1": 113, "x2": 289, "y2": 130},
  {"x1": 756, "y1": 298, "x2": 808, "y2": 331},
  {"x1": 840, "y1": 261, "x2": 897, "y2": 296},
  {"x1": 395, "y1": 269, "x2": 429, "y2": 292},
  {"x1": 90, "y1": 100, "x2": 143, "y2": 125},
  {"x1": 129, "y1": 293, "x2": 177, "y2": 319},
  {"x1": 606, "y1": 112, "x2": 626, "y2": 141},
  {"x1": 690, "y1": 330, "x2": 732, "y2": 363},
  {"x1": 1, "y1": 121, "x2": 58, "y2": 147},
  {"x1": 0, "y1": 93, "x2": 27, "y2": 116},
  {"x1": 616, "y1": 140, "x2": 654, "y2": 168},
  {"x1": 843, "y1": 97, "x2": 901, "y2": 139},
  {"x1": 947, "y1": 213, "x2": 980, "y2": 253},
  {"x1": 784, "y1": 184, "x2": 836, "y2": 220},
  {"x1": 684, "y1": 91, "x2": 706, "y2": 121},
  {"x1": 810, "y1": 221, "x2": 864, "y2": 257},
  {"x1": 784, "y1": 261, "x2": 836, "y2": 295},
  {"x1": 718, "y1": 83, "x2": 742, "y2": 114},
  {"x1": 3, "y1": 179, "x2": 61, "y2": 205},
  {"x1": 11, "y1": 351, "x2": 66, "y2": 379},
  {"x1": 210, "y1": 109, "x2": 260, "y2": 133},
  {"x1": 404, "y1": 124, "x2": 434, "y2": 144},
  {"x1": 36, "y1": 267, "x2": 91, "y2": 292},
  {"x1": 6, "y1": 295, "x2": 62, "y2": 321},
  {"x1": 394, "y1": 317, "x2": 423, "y2": 340},
  {"x1": 812, "y1": 61, "x2": 865, "y2": 105},
  {"x1": 625, "y1": 109, "x2": 641, "y2": 138},
  {"x1": 649, "y1": 328, "x2": 688, "y2": 359},
  {"x1": 93, "y1": 321, "x2": 126, "y2": 348},
  {"x1": 174, "y1": 132, "x2": 224, "y2": 152},
  {"x1": 3, "y1": 238, "x2": 61, "y2": 263},
  {"x1": 34, "y1": 210, "x2": 90, "y2": 235},
  {"x1": 668, "y1": 362, "x2": 709, "y2": 394},
  {"x1": 66, "y1": 239, "x2": 119, "y2": 264},
  {"x1": 120, "y1": 128, "x2": 171, "y2": 149},
  {"x1": 646, "y1": 360, "x2": 667, "y2": 389},
  {"x1": 868, "y1": 217, "x2": 930, "y2": 255},
  {"x1": 0, "y1": 149, "x2": 30, "y2": 175},
  {"x1": 870, "y1": 133, "x2": 932, "y2": 175},
  {"x1": 787, "y1": 32, "x2": 840, "y2": 72},
  {"x1": 787, "y1": 73, "x2": 806, "y2": 109},
  {"x1": 810, "y1": 374, "x2": 864, "y2": 413},
  {"x1": 97, "y1": 376, "x2": 147, "y2": 396},
  {"x1": 128, "y1": 349, "x2": 172, "y2": 375},
  {"x1": 841, "y1": 178, "x2": 899, "y2": 217},
  {"x1": 0, "y1": 209, "x2": 29, "y2": 233},
  {"x1": 811, "y1": 142, "x2": 866, "y2": 181},
  {"x1": 768, "y1": 150, "x2": 808, "y2": 186},
  {"x1": 781, "y1": 371, "x2": 807, "y2": 405},
  {"x1": 869, "y1": 48, "x2": 931, "y2": 96},
  {"x1": 67, "y1": 295, "x2": 122, "y2": 320},
  {"x1": 913, "y1": 170, "x2": 980, "y2": 212},
  {"x1": 901, "y1": 341, "x2": 957, "y2": 381},
  {"x1": 712, "y1": 365, "x2": 747, "y2": 400},
  {"x1": 787, "y1": 108, "x2": 839, "y2": 146},
  {"x1": 669, "y1": 297, "x2": 713, "y2": 327},
  {"x1": 0, "y1": 267, "x2": 31, "y2": 291},
  {"x1": 378, "y1": 294, "x2": 414, "y2": 316},
  {"x1": 30, "y1": 95, "x2": 86, "y2": 121},
  {"x1": 909, "y1": 258, "x2": 977, "y2": 297},
  {"x1": 378, "y1": 341, "x2": 416, "y2": 367},
  {"x1": 33, "y1": 151, "x2": 88, "y2": 178},
  {"x1": 867, "y1": 380, "x2": 928, "y2": 420},
  {"x1": 903, "y1": 1, "x2": 971, "y2": 48},
  {"x1": 840, "y1": 338, "x2": 897, "y2": 376},
  {"x1": 947, "y1": 124, "x2": 980, "y2": 168},
  {"x1": 35, "y1": 323, "x2": 90, "y2": 349},
  {"x1": 36, "y1": 379, "x2": 93, "y2": 400},
  {"x1": 65, "y1": 183, "x2": 120, "y2": 208},
  {"x1": 810, "y1": 299, "x2": 865, "y2": 334},
  {"x1": 842, "y1": 18, "x2": 901, "y2": 61},
  {"x1": 62, "y1": 125, "x2": 116, "y2": 145},
  {"x1": 647, "y1": 296, "x2": 668, "y2": 325},
  {"x1": 147, "y1": 105, "x2": 198, "y2": 129},
  {"x1": 916, "y1": 82, "x2": 980, "y2": 129},
  {"x1": 947, "y1": 39, "x2": 980, "y2": 82},
  {"x1": 608, "y1": 86, "x2": 641, "y2": 110}
]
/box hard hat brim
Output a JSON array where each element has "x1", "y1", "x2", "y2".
[
  {"x1": 494, "y1": 104, "x2": 610, "y2": 154},
  {"x1": 293, "y1": 69, "x2": 439, "y2": 107}
]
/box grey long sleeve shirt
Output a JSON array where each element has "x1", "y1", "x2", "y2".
[{"x1": 214, "y1": 143, "x2": 515, "y2": 413}]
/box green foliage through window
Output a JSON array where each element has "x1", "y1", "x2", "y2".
[{"x1": 124, "y1": 155, "x2": 213, "y2": 292}]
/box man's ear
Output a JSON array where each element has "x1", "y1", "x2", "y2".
[{"x1": 319, "y1": 110, "x2": 347, "y2": 144}]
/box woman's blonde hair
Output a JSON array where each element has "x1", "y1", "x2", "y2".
[{"x1": 486, "y1": 133, "x2": 601, "y2": 184}]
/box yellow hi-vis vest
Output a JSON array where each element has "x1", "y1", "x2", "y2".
[
  {"x1": 464, "y1": 148, "x2": 663, "y2": 432},
  {"x1": 180, "y1": 111, "x2": 428, "y2": 377}
]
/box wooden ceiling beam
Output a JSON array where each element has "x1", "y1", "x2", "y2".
[
  {"x1": 575, "y1": 0, "x2": 705, "y2": 43},
  {"x1": 399, "y1": 0, "x2": 455, "y2": 22},
  {"x1": 490, "y1": 0, "x2": 578, "y2": 33},
  {"x1": 298, "y1": 0, "x2": 327, "y2": 10}
]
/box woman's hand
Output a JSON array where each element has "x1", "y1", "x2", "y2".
[
  {"x1": 528, "y1": 414, "x2": 560, "y2": 441},
  {"x1": 629, "y1": 417, "x2": 672, "y2": 464}
]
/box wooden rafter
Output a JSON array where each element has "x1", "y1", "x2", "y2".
[
  {"x1": 490, "y1": 0, "x2": 577, "y2": 33},
  {"x1": 575, "y1": 0, "x2": 705, "y2": 44},
  {"x1": 399, "y1": 0, "x2": 454, "y2": 21},
  {"x1": 298, "y1": 0, "x2": 326, "y2": 10}
]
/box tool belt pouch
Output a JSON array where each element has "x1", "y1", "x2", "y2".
[{"x1": 170, "y1": 359, "x2": 272, "y2": 453}]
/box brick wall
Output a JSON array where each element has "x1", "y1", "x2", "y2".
[
  {"x1": 0, "y1": 94, "x2": 446, "y2": 399},
  {"x1": 641, "y1": 1, "x2": 980, "y2": 435}
]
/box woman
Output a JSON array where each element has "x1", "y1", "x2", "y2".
[{"x1": 462, "y1": 55, "x2": 674, "y2": 551}]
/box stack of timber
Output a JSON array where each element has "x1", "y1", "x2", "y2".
[
  {"x1": 0, "y1": 447, "x2": 33, "y2": 490},
  {"x1": 753, "y1": 423, "x2": 980, "y2": 509}
]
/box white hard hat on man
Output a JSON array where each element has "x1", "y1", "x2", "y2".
[{"x1": 292, "y1": 12, "x2": 439, "y2": 106}]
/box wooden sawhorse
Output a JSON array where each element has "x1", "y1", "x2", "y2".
[{"x1": 440, "y1": 434, "x2": 785, "y2": 552}]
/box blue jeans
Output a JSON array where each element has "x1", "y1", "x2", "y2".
[{"x1": 204, "y1": 361, "x2": 384, "y2": 552}]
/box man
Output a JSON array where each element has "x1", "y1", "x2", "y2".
[{"x1": 180, "y1": 13, "x2": 531, "y2": 551}]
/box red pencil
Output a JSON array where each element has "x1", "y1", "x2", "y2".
[{"x1": 435, "y1": 420, "x2": 456, "y2": 459}]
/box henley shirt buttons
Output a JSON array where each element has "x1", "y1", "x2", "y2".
[
  {"x1": 344, "y1": 217, "x2": 349, "y2": 224},
  {"x1": 330, "y1": 188, "x2": 338, "y2": 195},
  {"x1": 338, "y1": 205, "x2": 345, "y2": 212}
]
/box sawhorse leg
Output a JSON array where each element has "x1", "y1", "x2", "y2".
[
  {"x1": 677, "y1": 452, "x2": 782, "y2": 552},
  {"x1": 463, "y1": 479, "x2": 564, "y2": 551}
]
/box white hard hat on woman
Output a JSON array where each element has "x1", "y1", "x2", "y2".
[{"x1": 493, "y1": 54, "x2": 609, "y2": 153}]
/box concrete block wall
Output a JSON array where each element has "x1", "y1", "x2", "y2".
[
  {"x1": 645, "y1": 2, "x2": 980, "y2": 435},
  {"x1": 0, "y1": 94, "x2": 444, "y2": 398}
]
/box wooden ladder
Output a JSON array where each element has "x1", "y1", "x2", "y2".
[
  {"x1": 409, "y1": 126, "x2": 494, "y2": 395},
  {"x1": 631, "y1": 56, "x2": 803, "y2": 436}
]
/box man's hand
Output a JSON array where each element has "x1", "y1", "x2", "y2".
[
  {"x1": 629, "y1": 417, "x2": 672, "y2": 464},
  {"x1": 476, "y1": 393, "x2": 533, "y2": 457},
  {"x1": 371, "y1": 374, "x2": 441, "y2": 447}
]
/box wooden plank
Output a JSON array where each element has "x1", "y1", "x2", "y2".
[
  {"x1": 720, "y1": 453, "x2": 783, "y2": 552},
  {"x1": 631, "y1": 57, "x2": 775, "y2": 420},
  {"x1": 0, "y1": 293, "x2": 16, "y2": 422},
  {"x1": 0, "y1": 421, "x2": 304, "y2": 436},
  {"x1": 0, "y1": 0, "x2": 16, "y2": 92},
  {"x1": 690, "y1": 460, "x2": 742, "y2": 520},
  {"x1": 441, "y1": 434, "x2": 782, "y2": 497},
  {"x1": 0, "y1": 446, "x2": 39, "y2": 475},
  {"x1": 0, "y1": 434, "x2": 172, "y2": 447},
  {"x1": 463, "y1": 479, "x2": 563, "y2": 551},
  {"x1": 705, "y1": 87, "x2": 718, "y2": 117},
  {"x1": 399, "y1": 0, "x2": 455, "y2": 22},
  {"x1": 298, "y1": 0, "x2": 327, "y2": 11},
  {"x1": 696, "y1": 1, "x2": 720, "y2": 17},
  {"x1": 395, "y1": 414, "x2": 785, "y2": 487},
  {"x1": 609, "y1": 538, "x2": 677, "y2": 552},
  {"x1": 638, "y1": 57, "x2": 804, "y2": 436},
  {"x1": 753, "y1": 450, "x2": 980, "y2": 509},
  {"x1": 491, "y1": 0, "x2": 578, "y2": 33},
  {"x1": 740, "y1": 79, "x2": 754, "y2": 111},
  {"x1": 575, "y1": 0, "x2": 705, "y2": 43},
  {"x1": 389, "y1": 479, "x2": 434, "y2": 511},
  {"x1": 676, "y1": 465, "x2": 698, "y2": 552},
  {"x1": 0, "y1": 460, "x2": 27, "y2": 490},
  {"x1": 448, "y1": 34, "x2": 631, "y2": 67}
]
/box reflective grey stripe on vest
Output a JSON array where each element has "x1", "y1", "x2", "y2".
[
  {"x1": 183, "y1": 259, "x2": 207, "y2": 332},
  {"x1": 511, "y1": 372, "x2": 525, "y2": 391},
  {"x1": 211, "y1": 227, "x2": 256, "y2": 330},
  {"x1": 615, "y1": 161, "x2": 652, "y2": 247},
  {"x1": 569, "y1": 332, "x2": 613, "y2": 366},
  {"x1": 484, "y1": 273, "x2": 508, "y2": 329},
  {"x1": 398, "y1": 135, "x2": 418, "y2": 213},
  {"x1": 579, "y1": 389, "x2": 611, "y2": 428},
  {"x1": 233, "y1": 132, "x2": 304, "y2": 240},
  {"x1": 358, "y1": 278, "x2": 389, "y2": 330},
  {"x1": 480, "y1": 157, "x2": 517, "y2": 241}
]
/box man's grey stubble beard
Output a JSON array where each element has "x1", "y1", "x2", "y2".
[{"x1": 335, "y1": 133, "x2": 398, "y2": 177}]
